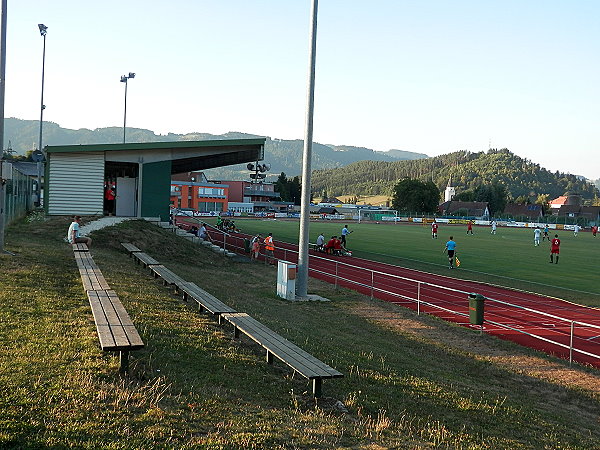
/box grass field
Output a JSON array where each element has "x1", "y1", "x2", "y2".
[
  {"x1": 204, "y1": 217, "x2": 600, "y2": 306},
  {"x1": 2, "y1": 214, "x2": 600, "y2": 448}
]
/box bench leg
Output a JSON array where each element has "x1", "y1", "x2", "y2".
[
  {"x1": 119, "y1": 351, "x2": 130, "y2": 374},
  {"x1": 312, "y1": 378, "x2": 322, "y2": 398},
  {"x1": 266, "y1": 350, "x2": 273, "y2": 364},
  {"x1": 182, "y1": 292, "x2": 188, "y2": 302},
  {"x1": 198, "y1": 303, "x2": 204, "y2": 313},
  {"x1": 233, "y1": 325, "x2": 239, "y2": 339},
  {"x1": 218, "y1": 315, "x2": 223, "y2": 325}
]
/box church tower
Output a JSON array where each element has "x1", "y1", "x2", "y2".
[{"x1": 444, "y1": 176, "x2": 455, "y2": 202}]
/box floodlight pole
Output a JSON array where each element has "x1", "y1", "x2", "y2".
[
  {"x1": 37, "y1": 23, "x2": 47, "y2": 207},
  {"x1": 120, "y1": 72, "x2": 135, "y2": 143},
  {"x1": 296, "y1": 0, "x2": 318, "y2": 298},
  {"x1": 0, "y1": 0, "x2": 8, "y2": 251}
]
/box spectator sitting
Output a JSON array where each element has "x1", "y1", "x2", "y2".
[
  {"x1": 198, "y1": 223, "x2": 212, "y2": 242},
  {"x1": 316, "y1": 232, "x2": 325, "y2": 252},
  {"x1": 67, "y1": 216, "x2": 92, "y2": 248}
]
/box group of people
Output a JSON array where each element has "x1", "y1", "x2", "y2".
[
  {"x1": 216, "y1": 216, "x2": 238, "y2": 233},
  {"x1": 250, "y1": 232, "x2": 275, "y2": 264},
  {"x1": 314, "y1": 225, "x2": 353, "y2": 256}
]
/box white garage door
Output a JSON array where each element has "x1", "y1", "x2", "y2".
[{"x1": 47, "y1": 152, "x2": 105, "y2": 215}]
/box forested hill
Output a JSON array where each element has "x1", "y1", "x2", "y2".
[
  {"x1": 3, "y1": 118, "x2": 427, "y2": 179},
  {"x1": 311, "y1": 149, "x2": 599, "y2": 200}
]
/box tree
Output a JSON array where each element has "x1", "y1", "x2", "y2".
[
  {"x1": 274, "y1": 172, "x2": 301, "y2": 205},
  {"x1": 391, "y1": 178, "x2": 440, "y2": 213},
  {"x1": 274, "y1": 172, "x2": 289, "y2": 201},
  {"x1": 289, "y1": 176, "x2": 301, "y2": 205}
]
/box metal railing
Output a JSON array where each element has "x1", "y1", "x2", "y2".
[{"x1": 199, "y1": 230, "x2": 600, "y2": 366}]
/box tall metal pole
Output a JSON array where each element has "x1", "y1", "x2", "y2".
[
  {"x1": 37, "y1": 24, "x2": 47, "y2": 206},
  {"x1": 122, "y1": 78, "x2": 128, "y2": 143},
  {"x1": 0, "y1": 0, "x2": 8, "y2": 251},
  {"x1": 296, "y1": 0, "x2": 318, "y2": 298}
]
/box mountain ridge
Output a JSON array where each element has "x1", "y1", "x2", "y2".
[{"x1": 3, "y1": 118, "x2": 427, "y2": 181}]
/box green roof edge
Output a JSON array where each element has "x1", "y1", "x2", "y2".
[{"x1": 45, "y1": 138, "x2": 266, "y2": 153}]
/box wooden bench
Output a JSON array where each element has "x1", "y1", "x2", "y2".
[
  {"x1": 72, "y1": 243, "x2": 89, "y2": 252},
  {"x1": 121, "y1": 242, "x2": 142, "y2": 258},
  {"x1": 221, "y1": 312, "x2": 343, "y2": 397},
  {"x1": 133, "y1": 252, "x2": 160, "y2": 268},
  {"x1": 87, "y1": 289, "x2": 144, "y2": 373},
  {"x1": 74, "y1": 251, "x2": 99, "y2": 270},
  {"x1": 150, "y1": 265, "x2": 188, "y2": 292},
  {"x1": 79, "y1": 268, "x2": 111, "y2": 291},
  {"x1": 180, "y1": 282, "x2": 236, "y2": 324}
]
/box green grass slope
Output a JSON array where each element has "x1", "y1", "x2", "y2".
[{"x1": 1, "y1": 215, "x2": 599, "y2": 448}]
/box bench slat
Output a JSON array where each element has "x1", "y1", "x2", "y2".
[
  {"x1": 121, "y1": 242, "x2": 142, "y2": 254},
  {"x1": 75, "y1": 252, "x2": 98, "y2": 270},
  {"x1": 87, "y1": 290, "x2": 145, "y2": 351},
  {"x1": 79, "y1": 268, "x2": 111, "y2": 291},
  {"x1": 98, "y1": 291, "x2": 145, "y2": 348},
  {"x1": 151, "y1": 265, "x2": 187, "y2": 288},
  {"x1": 181, "y1": 282, "x2": 237, "y2": 315},
  {"x1": 72, "y1": 243, "x2": 89, "y2": 252},
  {"x1": 133, "y1": 252, "x2": 160, "y2": 267},
  {"x1": 222, "y1": 313, "x2": 343, "y2": 379}
]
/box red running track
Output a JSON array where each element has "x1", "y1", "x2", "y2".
[{"x1": 179, "y1": 220, "x2": 600, "y2": 369}]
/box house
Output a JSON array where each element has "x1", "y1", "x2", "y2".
[
  {"x1": 219, "y1": 180, "x2": 282, "y2": 212},
  {"x1": 438, "y1": 201, "x2": 490, "y2": 218},
  {"x1": 549, "y1": 196, "x2": 568, "y2": 210},
  {"x1": 170, "y1": 171, "x2": 228, "y2": 214},
  {"x1": 502, "y1": 203, "x2": 543, "y2": 220},
  {"x1": 555, "y1": 205, "x2": 600, "y2": 222}
]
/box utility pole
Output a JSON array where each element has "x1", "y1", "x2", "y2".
[{"x1": 296, "y1": 0, "x2": 318, "y2": 298}]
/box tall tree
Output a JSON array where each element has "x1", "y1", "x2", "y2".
[
  {"x1": 392, "y1": 178, "x2": 440, "y2": 213},
  {"x1": 274, "y1": 172, "x2": 289, "y2": 201}
]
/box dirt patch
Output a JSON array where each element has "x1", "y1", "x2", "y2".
[{"x1": 349, "y1": 301, "x2": 600, "y2": 396}]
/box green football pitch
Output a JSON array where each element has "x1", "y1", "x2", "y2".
[{"x1": 202, "y1": 217, "x2": 600, "y2": 306}]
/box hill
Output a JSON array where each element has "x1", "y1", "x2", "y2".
[
  {"x1": 311, "y1": 148, "x2": 599, "y2": 200},
  {"x1": 3, "y1": 118, "x2": 427, "y2": 180}
]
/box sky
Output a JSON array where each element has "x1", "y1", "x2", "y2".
[{"x1": 4, "y1": 1, "x2": 600, "y2": 179}]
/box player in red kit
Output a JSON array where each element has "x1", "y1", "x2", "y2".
[
  {"x1": 550, "y1": 234, "x2": 561, "y2": 264},
  {"x1": 431, "y1": 221, "x2": 438, "y2": 239}
]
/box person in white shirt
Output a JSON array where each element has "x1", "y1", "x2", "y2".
[
  {"x1": 341, "y1": 225, "x2": 352, "y2": 247},
  {"x1": 533, "y1": 227, "x2": 541, "y2": 246},
  {"x1": 316, "y1": 232, "x2": 325, "y2": 252},
  {"x1": 491, "y1": 221, "x2": 497, "y2": 235},
  {"x1": 67, "y1": 216, "x2": 92, "y2": 247},
  {"x1": 573, "y1": 224, "x2": 580, "y2": 237}
]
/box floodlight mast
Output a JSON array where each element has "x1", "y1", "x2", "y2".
[
  {"x1": 296, "y1": 0, "x2": 318, "y2": 298},
  {"x1": 36, "y1": 23, "x2": 47, "y2": 206},
  {"x1": 120, "y1": 72, "x2": 135, "y2": 143}
]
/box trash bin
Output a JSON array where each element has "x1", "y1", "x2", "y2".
[
  {"x1": 468, "y1": 293, "x2": 485, "y2": 325},
  {"x1": 243, "y1": 238, "x2": 251, "y2": 253}
]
